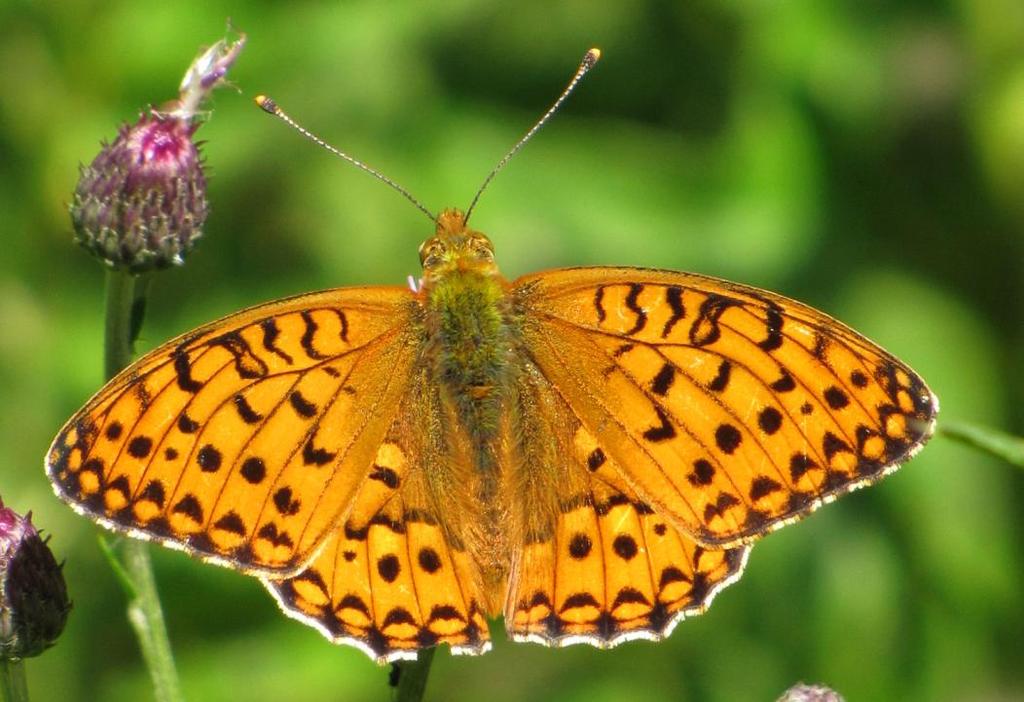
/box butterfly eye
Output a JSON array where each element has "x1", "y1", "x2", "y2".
[
  {"x1": 468, "y1": 236, "x2": 495, "y2": 263},
  {"x1": 418, "y1": 238, "x2": 444, "y2": 268}
]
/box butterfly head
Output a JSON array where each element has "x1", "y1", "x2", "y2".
[{"x1": 418, "y1": 208, "x2": 499, "y2": 284}]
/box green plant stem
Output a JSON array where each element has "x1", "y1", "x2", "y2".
[
  {"x1": 103, "y1": 269, "x2": 183, "y2": 702},
  {"x1": 0, "y1": 658, "x2": 29, "y2": 702},
  {"x1": 394, "y1": 649, "x2": 436, "y2": 702},
  {"x1": 940, "y1": 419, "x2": 1024, "y2": 467}
]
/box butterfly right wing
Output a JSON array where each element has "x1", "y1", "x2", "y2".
[
  {"x1": 503, "y1": 357, "x2": 750, "y2": 648},
  {"x1": 512, "y1": 267, "x2": 936, "y2": 550},
  {"x1": 47, "y1": 286, "x2": 420, "y2": 576}
]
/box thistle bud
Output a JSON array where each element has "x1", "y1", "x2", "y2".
[
  {"x1": 0, "y1": 499, "x2": 70, "y2": 659},
  {"x1": 70, "y1": 34, "x2": 245, "y2": 272},
  {"x1": 777, "y1": 683, "x2": 845, "y2": 702}
]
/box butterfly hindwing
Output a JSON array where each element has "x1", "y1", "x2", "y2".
[
  {"x1": 265, "y1": 376, "x2": 492, "y2": 662},
  {"x1": 514, "y1": 267, "x2": 937, "y2": 549},
  {"x1": 504, "y1": 359, "x2": 749, "y2": 648},
  {"x1": 47, "y1": 287, "x2": 419, "y2": 573}
]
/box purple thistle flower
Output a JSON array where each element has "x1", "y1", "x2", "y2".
[
  {"x1": 70, "y1": 33, "x2": 245, "y2": 272},
  {"x1": 0, "y1": 498, "x2": 70, "y2": 659}
]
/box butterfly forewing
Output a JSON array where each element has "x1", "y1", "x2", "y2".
[
  {"x1": 47, "y1": 287, "x2": 419, "y2": 574},
  {"x1": 514, "y1": 267, "x2": 937, "y2": 549}
]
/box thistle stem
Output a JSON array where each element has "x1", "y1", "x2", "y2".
[
  {"x1": 394, "y1": 649, "x2": 436, "y2": 702},
  {"x1": 103, "y1": 269, "x2": 182, "y2": 702},
  {"x1": 0, "y1": 658, "x2": 29, "y2": 702},
  {"x1": 940, "y1": 420, "x2": 1024, "y2": 468}
]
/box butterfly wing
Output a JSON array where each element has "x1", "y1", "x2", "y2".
[
  {"x1": 264, "y1": 370, "x2": 491, "y2": 662},
  {"x1": 47, "y1": 286, "x2": 420, "y2": 575},
  {"x1": 512, "y1": 266, "x2": 937, "y2": 550},
  {"x1": 503, "y1": 358, "x2": 750, "y2": 647}
]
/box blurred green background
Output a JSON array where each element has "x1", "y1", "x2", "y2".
[{"x1": 2, "y1": 1, "x2": 1023, "y2": 700}]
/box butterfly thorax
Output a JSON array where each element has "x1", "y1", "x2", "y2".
[{"x1": 419, "y1": 209, "x2": 511, "y2": 425}]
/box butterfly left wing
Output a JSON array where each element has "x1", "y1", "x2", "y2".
[
  {"x1": 47, "y1": 286, "x2": 419, "y2": 575},
  {"x1": 264, "y1": 370, "x2": 492, "y2": 663},
  {"x1": 512, "y1": 267, "x2": 937, "y2": 550}
]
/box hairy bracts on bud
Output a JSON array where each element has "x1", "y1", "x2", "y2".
[
  {"x1": 0, "y1": 500, "x2": 70, "y2": 659},
  {"x1": 70, "y1": 113, "x2": 208, "y2": 272}
]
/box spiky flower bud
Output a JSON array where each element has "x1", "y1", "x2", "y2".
[
  {"x1": 70, "y1": 34, "x2": 245, "y2": 272},
  {"x1": 777, "y1": 683, "x2": 845, "y2": 702},
  {"x1": 0, "y1": 499, "x2": 70, "y2": 659}
]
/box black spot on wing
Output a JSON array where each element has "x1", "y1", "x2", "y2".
[
  {"x1": 418, "y1": 548, "x2": 442, "y2": 573},
  {"x1": 210, "y1": 513, "x2": 244, "y2": 536},
  {"x1": 240, "y1": 456, "x2": 266, "y2": 484},
  {"x1": 823, "y1": 432, "x2": 852, "y2": 459},
  {"x1": 824, "y1": 386, "x2": 850, "y2": 410},
  {"x1": 758, "y1": 407, "x2": 783, "y2": 435},
  {"x1": 256, "y1": 522, "x2": 294, "y2": 548},
  {"x1": 642, "y1": 406, "x2": 676, "y2": 442},
  {"x1": 211, "y1": 331, "x2": 268, "y2": 379},
  {"x1": 568, "y1": 533, "x2": 592, "y2": 559},
  {"x1": 197, "y1": 444, "x2": 222, "y2": 472},
  {"x1": 139, "y1": 480, "x2": 166, "y2": 508},
  {"x1": 687, "y1": 459, "x2": 716, "y2": 486},
  {"x1": 757, "y1": 301, "x2": 784, "y2": 351},
  {"x1": 623, "y1": 283, "x2": 648, "y2": 335},
  {"x1": 172, "y1": 494, "x2": 204, "y2": 523},
  {"x1": 177, "y1": 413, "x2": 199, "y2": 434},
  {"x1": 377, "y1": 554, "x2": 400, "y2": 583},
  {"x1": 594, "y1": 286, "x2": 606, "y2": 324},
  {"x1": 714, "y1": 424, "x2": 742, "y2": 454},
  {"x1": 127, "y1": 436, "x2": 152, "y2": 458},
  {"x1": 381, "y1": 607, "x2": 416, "y2": 628},
  {"x1": 708, "y1": 360, "x2": 731, "y2": 393},
  {"x1": 259, "y1": 318, "x2": 294, "y2": 364},
  {"x1": 749, "y1": 476, "x2": 782, "y2": 501},
  {"x1": 289, "y1": 390, "x2": 318, "y2": 418},
  {"x1": 612, "y1": 534, "x2": 638, "y2": 560},
  {"x1": 689, "y1": 294, "x2": 740, "y2": 347},
  {"x1": 302, "y1": 433, "x2": 336, "y2": 466},
  {"x1": 611, "y1": 587, "x2": 651, "y2": 612},
  {"x1": 789, "y1": 453, "x2": 816, "y2": 480},
  {"x1": 272, "y1": 487, "x2": 301, "y2": 516},
  {"x1": 650, "y1": 363, "x2": 675, "y2": 396},
  {"x1": 233, "y1": 394, "x2": 263, "y2": 424},
  {"x1": 300, "y1": 311, "x2": 328, "y2": 360},
  {"x1": 559, "y1": 592, "x2": 601, "y2": 613},
  {"x1": 661, "y1": 286, "x2": 685, "y2": 338},
  {"x1": 173, "y1": 350, "x2": 202, "y2": 392},
  {"x1": 369, "y1": 465, "x2": 400, "y2": 489},
  {"x1": 769, "y1": 368, "x2": 796, "y2": 392}
]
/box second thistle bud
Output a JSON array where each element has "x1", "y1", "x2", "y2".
[
  {"x1": 70, "y1": 34, "x2": 244, "y2": 272},
  {"x1": 0, "y1": 499, "x2": 70, "y2": 659}
]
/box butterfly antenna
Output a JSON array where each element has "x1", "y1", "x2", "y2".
[
  {"x1": 255, "y1": 95, "x2": 436, "y2": 222},
  {"x1": 464, "y1": 48, "x2": 601, "y2": 224}
]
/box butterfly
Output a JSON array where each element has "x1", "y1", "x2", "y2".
[{"x1": 46, "y1": 49, "x2": 937, "y2": 664}]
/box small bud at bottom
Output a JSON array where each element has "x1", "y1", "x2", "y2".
[{"x1": 0, "y1": 502, "x2": 70, "y2": 659}]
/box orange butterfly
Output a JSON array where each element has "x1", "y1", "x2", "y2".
[{"x1": 47, "y1": 49, "x2": 936, "y2": 663}]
